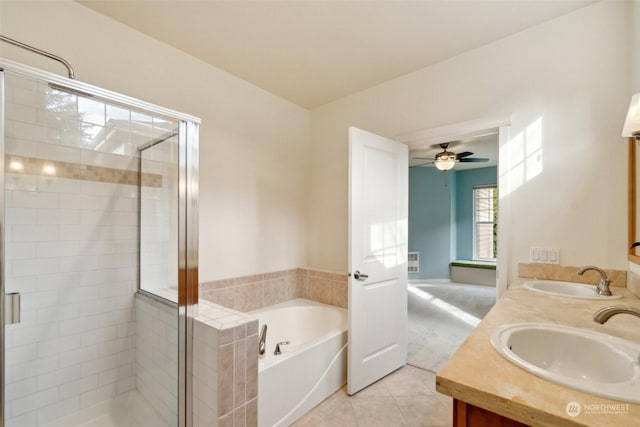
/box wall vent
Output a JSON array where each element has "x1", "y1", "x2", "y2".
[{"x1": 408, "y1": 252, "x2": 419, "y2": 273}]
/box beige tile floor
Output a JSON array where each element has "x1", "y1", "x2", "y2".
[{"x1": 293, "y1": 365, "x2": 452, "y2": 427}]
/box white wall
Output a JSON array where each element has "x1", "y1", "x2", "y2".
[
  {"x1": 308, "y1": 1, "x2": 631, "y2": 282},
  {"x1": 0, "y1": 0, "x2": 310, "y2": 282},
  {"x1": 631, "y1": 1, "x2": 640, "y2": 94}
]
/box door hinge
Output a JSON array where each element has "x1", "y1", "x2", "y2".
[{"x1": 5, "y1": 292, "x2": 21, "y2": 324}]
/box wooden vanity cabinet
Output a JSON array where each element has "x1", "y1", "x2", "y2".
[{"x1": 453, "y1": 399, "x2": 530, "y2": 427}]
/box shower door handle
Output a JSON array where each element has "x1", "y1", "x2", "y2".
[
  {"x1": 353, "y1": 271, "x2": 368, "y2": 281},
  {"x1": 4, "y1": 292, "x2": 20, "y2": 324}
]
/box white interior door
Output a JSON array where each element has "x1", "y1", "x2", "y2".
[{"x1": 348, "y1": 127, "x2": 408, "y2": 395}]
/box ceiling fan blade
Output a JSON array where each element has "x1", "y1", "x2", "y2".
[
  {"x1": 410, "y1": 161, "x2": 434, "y2": 168},
  {"x1": 459, "y1": 157, "x2": 489, "y2": 163},
  {"x1": 456, "y1": 151, "x2": 474, "y2": 159},
  {"x1": 412, "y1": 157, "x2": 436, "y2": 160}
]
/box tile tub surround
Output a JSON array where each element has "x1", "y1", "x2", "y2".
[
  {"x1": 436, "y1": 279, "x2": 640, "y2": 426},
  {"x1": 193, "y1": 300, "x2": 259, "y2": 427},
  {"x1": 200, "y1": 268, "x2": 348, "y2": 312},
  {"x1": 518, "y1": 263, "x2": 627, "y2": 287}
]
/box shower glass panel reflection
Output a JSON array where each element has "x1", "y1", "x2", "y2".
[
  {"x1": 1, "y1": 62, "x2": 198, "y2": 427},
  {"x1": 139, "y1": 134, "x2": 179, "y2": 303}
]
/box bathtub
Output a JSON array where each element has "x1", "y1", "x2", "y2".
[{"x1": 248, "y1": 298, "x2": 348, "y2": 427}]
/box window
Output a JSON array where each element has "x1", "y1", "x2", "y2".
[{"x1": 474, "y1": 186, "x2": 498, "y2": 260}]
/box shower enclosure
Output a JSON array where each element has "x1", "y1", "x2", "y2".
[{"x1": 0, "y1": 58, "x2": 199, "y2": 426}]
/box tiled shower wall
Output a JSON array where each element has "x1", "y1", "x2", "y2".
[
  {"x1": 136, "y1": 295, "x2": 178, "y2": 427},
  {"x1": 200, "y1": 268, "x2": 348, "y2": 311},
  {"x1": 2, "y1": 72, "x2": 169, "y2": 426}
]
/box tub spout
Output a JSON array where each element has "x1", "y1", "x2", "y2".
[
  {"x1": 259, "y1": 324, "x2": 267, "y2": 358},
  {"x1": 274, "y1": 341, "x2": 290, "y2": 355}
]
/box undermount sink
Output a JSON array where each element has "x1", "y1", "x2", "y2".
[
  {"x1": 523, "y1": 280, "x2": 622, "y2": 300},
  {"x1": 491, "y1": 323, "x2": 640, "y2": 403}
]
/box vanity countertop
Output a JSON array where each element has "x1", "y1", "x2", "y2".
[{"x1": 436, "y1": 279, "x2": 640, "y2": 427}]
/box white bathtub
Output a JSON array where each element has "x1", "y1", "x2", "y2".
[{"x1": 248, "y1": 298, "x2": 347, "y2": 427}]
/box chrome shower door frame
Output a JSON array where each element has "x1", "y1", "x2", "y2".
[{"x1": 0, "y1": 57, "x2": 200, "y2": 427}]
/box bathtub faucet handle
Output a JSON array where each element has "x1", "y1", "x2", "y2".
[{"x1": 274, "y1": 341, "x2": 290, "y2": 356}]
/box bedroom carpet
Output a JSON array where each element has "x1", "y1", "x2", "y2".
[{"x1": 407, "y1": 282, "x2": 496, "y2": 373}]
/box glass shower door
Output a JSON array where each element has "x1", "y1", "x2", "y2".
[{"x1": 0, "y1": 65, "x2": 198, "y2": 427}]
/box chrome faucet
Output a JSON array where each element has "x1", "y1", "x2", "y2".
[
  {"x1": 258, "y1": 324, "x2": 267, "y2": 358},
  {"x1": 274, "y1": 341, "x2": 290, "y2": 355},
  {"x1": 576, "y1": 265, "x2": 612, "y2": 296},
  {"x1": 593, "y1": 306, "x2": 640, "y2": 324}
]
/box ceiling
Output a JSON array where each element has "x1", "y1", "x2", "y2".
[
  {"x1": 77, "y1": 0, "x2": 595, "y2": 109},
  {"x1": 409, "y1": 134, "x2": 498, "y2": 171}
]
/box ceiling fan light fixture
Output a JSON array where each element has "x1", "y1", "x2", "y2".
[{"x1": 434, "y1": 152, "x2": 456, "y2": 171}]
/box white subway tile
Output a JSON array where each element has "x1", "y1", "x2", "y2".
[
  {"x1": 37, "y1": 142, "x2": 81, "y2": 163},
  {"x1": 80, "y1": 269, "x2": 116, "y2": 286},
  {"x1": 58, "y1": 193, "x2": 85, "y2": 210},
  {"x1": 58, "y1": 256, "x2": 100, "y2": 273},
  {"x1": 11, "y1": 225, "x2": 60, "y2": 242},
  {"x1": 5, "y1": 377, "x2": 37, "y2": 401},
  {"x1": 7, "y1": 103, "x2": 38, "y2": 124},
  {"x1": 5, "y1": 242, "x2": 37, "y2": 260},
  {"x1": 113, "y1": 212, "x2": 137, "y2": 226},
  {"x1": 81, "y1": 210, "x2": 113, "y2": 226},
  {"x1": 79, "y1": 383, "x2": 116, "y2": 409},
  {"x1": 20, "y1": 291, "x2": 59, "y2": 311},
  {"x1": 37, "y1": 335, "x2": 82, "y2": 357},
  {"x1": 5, "y1": 343, "x2": 38, "y2": 367},
  {"x1": 81, "y1": 326, "x2": 117, "y2": 347},
  {"x1": 80, "y1": 354, "x2": 117, "y2": 378},
  {"x1": 98, "y1": 336, "x2": 134, "y2": 358},
  {"x1": 11, "y1": 258, "x2": 59, "y2": 277},
  {"x1": 116, "y1": 376, "x2": 135, "y2": 395},
  {"x1": 58, "y1": 375, "x2": 98, "y2": 400},
  {"x1": 37, "y1": 303, "x2": 80, "y2": 324},
  {"x1": 36, "y1": 396, "x2": 80, "y2": 425},
  {"x1": 37, "y1": 176, "x2": 82, "y2": 194},
  {"x1": 98, "y1": 364, "x2": 132, "y2": 387},
  {"x1": 59, "y1": 314, "x2": 99, "y2": 336},
  {"x1": 9, "y1": 121, "x2": 48, "y2": 143},
  {"x1": 79, "y1": 240, "x2": 117, "y2": 255},
  {"x1": 5, "y1": 410, "x2": 37, "y2": 427},
  {"x1": 81, "y1": 151, "x2": 137, "y2": 172},
  {"x1": 37, "y1": 365, "x2": 81, "y2": 390},
  {"x1": 98, "y1": 308, "x2": 134, "y2": 327},
  {"x1": 59, "y1": 224, "x2": 112, "y2": 241},
  {"x1": 11, "y1": 386, "x2": 58, "y2": 416},
  {"x1": 6, "y1": 207, "x2": 37, "y2": 225},
  {"x1": 116, "y1": 322, "x2": 136, "y2": 338},
  {"x1": 59, "y1": 345, "x2": 98, "y2": 369},
  {"x1": 11, "y1": 190, "x2": 59, "y2": 210},
  {"x1": 37, "y1": 209, "x2": 80, "y2": 225},
  {"x1": 81, "y1": 297, "x2": 117, "y2": 316},
  {"x1": 36, "y1": 241, "x2": 79, "y2": 258},
  {"x1": 5, "y1": 174, "x2": 38, "y2": 192},
  {"x1": 37, "y1": 272, "x2": 81, "y2": 291},
  {"x1": 11, "y1": 355, "x2": 59, "y2": 381},
  {"x1": 65, "y1": 286, "x2": 99, "y2": 303}
]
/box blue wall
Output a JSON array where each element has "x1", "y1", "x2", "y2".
[
  {"x1": 408, "y1": 166, "x2": 496, "y2": 280},
  {"x1": 408, "y1": 168, "x2": 455, "y2": 279},
  {"x1": 455, "y1": 167, "x2": 497, "y2": 260}
]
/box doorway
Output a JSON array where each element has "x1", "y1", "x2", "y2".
[{"x1": 398, "y1": 119, "x2": 510, "y2": 374}]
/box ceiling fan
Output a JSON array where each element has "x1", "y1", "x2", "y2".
[{"x1": 411, "y1": 142, "x2": 489, "y2": 171}]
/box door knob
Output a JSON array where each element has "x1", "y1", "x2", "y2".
[{"x1": 353, "y1": 270, "x2": 368, "y2": 280}]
